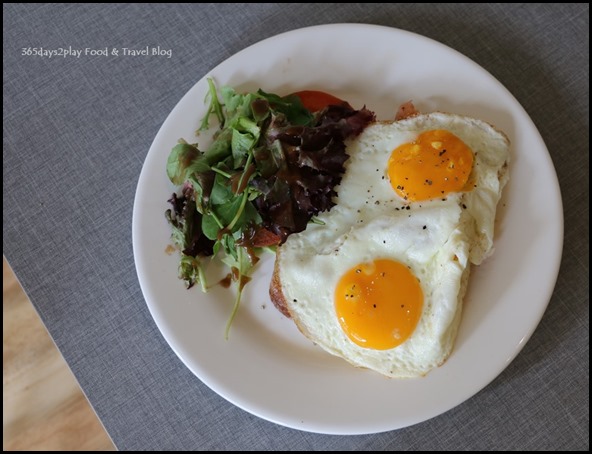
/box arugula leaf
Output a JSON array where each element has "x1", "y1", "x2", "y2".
[
  {"x1": 231, "y1": 129, "x2": 254, "y2": 168},
  {"x1": 215, "y1": 195, "x2": 246, "y2": 228},
  {"x1": 187, "y1": 170, "x2": 215, "y2": 210},
  {"x1": 209, "y1": 173, "x2": 234, "y2": 205},
  {"x1": 257, "y1": 89, "x2": 312, "y2": 125},
  {"x1": 167, "y1": 143, "x2": 203, "y2": 185},
  {"x1": 221, "y1": 244, "x2": 258, "y2": 339},
  {"x1": 206, "y1": 192, "x2": 260, "y2": 234},
  {"x1": 219, "y1": 233, "x2": 236, "y2": 258},
  {"x1": 227, "y1": 193, "x2": 260, "y2": 232},
  {"x1": 201, "y1": 213, "x2": 221, "y2": 241},
  {"x1": 250, "y1": 98, "x2": 270, "y2": 122},
  {"x1": 220, "y1": 86, "x2": 255, "y2": 118},
  {"x1": 230, "y1": 116, "x2": 260, "y2": 168},
  {"x1": 204, "y1": 128, "x2": 233, "y2": 164},
  {"x1": 200, "y1": 78, "x2": 224, "y2": 130}
]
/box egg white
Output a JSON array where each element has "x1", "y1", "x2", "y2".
[
  {"x1": 276, "y1": 113, "x2": 509, "y2": 378},
  {"x1": 340, "y1": 113, "x2": 510, "y2": 263}
]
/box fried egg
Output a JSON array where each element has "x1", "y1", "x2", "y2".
[{"x1": 273, "y1": 112, "x2": 510, "y2": 378}]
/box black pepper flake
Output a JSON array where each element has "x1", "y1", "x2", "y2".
[
  {"x1": 441, "y1": 198, "x2": 447, "y2": 201},
  {"x1": 381, "y1": 176, "x2": 385, "y2": 180},
  {"x1": 406, "y1": 205, "x2": 411, "y2": 210},
  {"x1": 381, "y1": 272, "x2": 385, "y2": 277},
  {"x1": 462, "y1": 203, "x2": 467, "y2": 209},
  {"x1": 425, "y1": 179, "x2": 433, "y2": 185},
  {"x1": 376, "y1": 168, "x2": 379, "y2": 172},
  {"x1": 439, "y1": 149, "x2": 447, "y2": 156},
  {"x1": 395, "y1": 207, "x2": 399, "y2": 211},
  {"x1": 383, "y1": 240, "x2": 386, "y2": 244},
  {"x1": 396, "y1": 185, "x2": 403, "y2": 190},
  {"x1": 373, "y1": 304, "x2": 377, "y2": 308},
  {"x1": 423, "y1": 225, "x2": 427, "y2": 229},
  {"x1": 293, "y1": 299, "x2": 297, "y2": 302},
  {"x1": 401, "y1": 304, "x2": 405, "y2": 308},
  {"x1": 374, "y1": 200, "x2": 380, "y2": 205}
]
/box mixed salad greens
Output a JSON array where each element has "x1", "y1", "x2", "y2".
[{"x1": 165, "y1": 79, "x2": 374, "y2": 337}]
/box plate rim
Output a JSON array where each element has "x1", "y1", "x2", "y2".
[{"x1": 132, "y1": 23, "x2": 564, "y2": 435}]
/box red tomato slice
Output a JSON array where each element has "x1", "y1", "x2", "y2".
[{"x1": 291, "y1": 90, "x2": 351, "y2": 112}]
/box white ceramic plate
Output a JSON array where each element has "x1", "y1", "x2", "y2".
[{"x1": 132, "y1": 24, "x2": 563, "y2": 434}]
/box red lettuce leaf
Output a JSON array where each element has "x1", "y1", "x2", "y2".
[{"x1": 252, "y1": 104, "x2": 375, "y2": 242}]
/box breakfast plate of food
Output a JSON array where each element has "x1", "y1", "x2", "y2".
[{"x1": 132, "y1": 24, "x2": 563, "y2": 434}]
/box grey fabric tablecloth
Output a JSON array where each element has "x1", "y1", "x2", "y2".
[{"x1": 3, "y1": 3, "x2": 589, "y2": 450}]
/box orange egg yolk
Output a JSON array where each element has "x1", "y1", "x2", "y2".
[
  {"x1": 334, "y1": 259, "x2": 423, "y2": 350},
  {"x1": 388, "y1": 130, "x2": 474, "y2": 201}
]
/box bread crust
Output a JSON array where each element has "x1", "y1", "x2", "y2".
[{"x1": 269, "y1": 249, "x2": 291, "y2": 318}]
